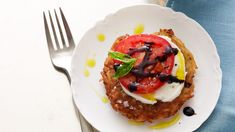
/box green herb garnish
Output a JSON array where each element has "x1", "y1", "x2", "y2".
[
  {"x1": 108, "y1": 51, "x2": 136, "y2": 79},
  {"x1": 108, "y1": 51, "x2": 136, "y2": 63}
]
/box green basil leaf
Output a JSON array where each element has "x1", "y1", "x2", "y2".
[
  {"x1": 113, "y1": 60, "x2": 135, "y2": 79},
  {"x1": 108, "y1": 51, "x2": 137, "y2": 79},
  {"x1": 108, "y1": 51, "x2": 136, "y2": 63}
]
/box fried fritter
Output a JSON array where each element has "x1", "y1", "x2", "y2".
[{"x1": 101, "y1": 29, "x2": 197, "y2": 122}]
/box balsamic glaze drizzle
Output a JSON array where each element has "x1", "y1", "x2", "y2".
[
  {"x1": 127, "y1": 42, "x2": 152, "y2": 55},
  {"x1": 119, "y1": 41, "x2": 184, "y2": 92},
  {"x1": 167, "y1": 75, "x2": 184, "y2": 83},
  {"x1": 127, "y1": 73, "x2": 184, "y2": 92},
  {"x1": 164, "y1": 46, "x2": 178, "y2": 56},
  {"x1": 128, "y1": 42, "x2": 180, "y2": 80}
]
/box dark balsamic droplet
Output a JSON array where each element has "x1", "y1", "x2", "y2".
[
  {"x1": 183, "y1": 107, "x2": 195, "y2": 116},
  {"x1": 167, "y1": 75, "x2": 184, "y2": 84},
  {"x1": 163, "y1": 46, "x2": 178, "y2": 56},
  {"x1": 164, "y1": 46, "x2": 172, "y2": 55},
  {"x1": 128, "y1": 82, "x2": 137, "y2": 92},
  {"x1": 113, "y1": 63, "x2": 120, "y2": 71},
  {"x1": 172, "y1": 48, "x2": 178, "y2": 55},
  {"x1": 159, "y1": 73, "x2": 168, "y2": 82}
]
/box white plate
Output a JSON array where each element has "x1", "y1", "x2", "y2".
[{"x1": 71, "y1": 4, "x2": 222, "y2": 132}]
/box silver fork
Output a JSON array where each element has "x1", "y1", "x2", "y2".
[{"x1": 43, "y1": 8, "x2": 96, "y2": 132}]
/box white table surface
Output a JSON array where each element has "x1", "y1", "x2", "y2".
[{"x1": 0, "y1": 0, "x2": 165, "y2": 131}]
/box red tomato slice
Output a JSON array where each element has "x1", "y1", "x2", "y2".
[{"x1": 114, "y1": 34, "x2": 174, "y2": 94}]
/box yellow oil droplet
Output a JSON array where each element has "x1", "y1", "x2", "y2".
[
  {"x1": 140, "y1": 94, "x2": 156, "y2": 101},
  {"x1": 176, "y1": 51, "x2": 185, "y2": 80},
  {"x1": 101, "y1": 96, "x2": 109, "y2": 103},
  {"x1": 90, "y1": 85, "x2": 109, "y2": 104},
  {"x1": 97, "y1": 33, "x2": 106, "y2": 42},
  {"x1": 128, "y1": 120, "x2": 144, "y2": 126},
  {"x1": 86, "y1": 58, "x2": 96, "y2": 68},
  {"x1": 149, "y1": 114, "x2": 181, "y2": 129},
  {"x1": 83, "y1": 69, "x2": 90, "y2": 77},
  {"x1": 134, "y1": 24, "x2": 144, "y2": 34}
]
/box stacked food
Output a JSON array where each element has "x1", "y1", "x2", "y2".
[{"x1": 101, "y1": 29, "x2": 197, "y2": 122}]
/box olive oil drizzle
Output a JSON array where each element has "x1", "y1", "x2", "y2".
[{"x1": 149, "y1": 113, "x2": 181, "y2": 129}]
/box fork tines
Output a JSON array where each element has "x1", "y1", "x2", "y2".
[{"x1": 43, "y1": 8, "x2": 75, "y2": 51}]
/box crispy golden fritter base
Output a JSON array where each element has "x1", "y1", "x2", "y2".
[{"x1": 101, "y1": 29, "x2": 197, "y2": 122}]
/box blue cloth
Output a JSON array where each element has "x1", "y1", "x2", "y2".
[{"x1": 167, "y1": 0, "x2": 235, "y2": 131}]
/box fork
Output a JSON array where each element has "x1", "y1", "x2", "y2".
[{"x1": 43, "y1": 8, "x2": 96, "y2": 132}]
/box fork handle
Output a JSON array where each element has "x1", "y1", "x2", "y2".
[
  {"x1": 73, "y1": 100, "x2": 95, "y2": 132},
  {"x1": 57, "y1": 67, "x2": 96, "y2": 132},
  {"x1": 55, "y1": 67, "x2": 71, "y2": 83}
]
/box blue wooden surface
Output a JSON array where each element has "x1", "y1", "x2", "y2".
[{"x1": 167, "y1": 0, "x2": 235, "y2": 131}]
